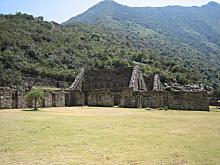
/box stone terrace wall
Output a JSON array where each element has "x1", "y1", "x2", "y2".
[
  {"x1": 87, "y1": 89, "x2": 114, "y2": 107},
  {"x1": 120, "y1": 89, "x2": 209, "y2": 111}
]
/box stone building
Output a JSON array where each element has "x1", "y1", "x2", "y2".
[
  {"x1": 0, "y1": 66, "x2": 209, "y2": 111},
  {"x1": 68, "y1": 66, "x2": 209, "y2": 111}
]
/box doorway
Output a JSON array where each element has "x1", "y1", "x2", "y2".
[
  {"x1": 12, "y1": 91, "x2": 18, "y2": 108},
  {"x1": 52, "y1": 93, "x2": 56, "y2": 107},
  {"x1": 65, "y1": 93, "x2": 70, "y2": 106},
  {"x1": 114, "y1": 93, "x2": 121, "y2": 106}
]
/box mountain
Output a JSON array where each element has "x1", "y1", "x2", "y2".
[
  {"x1": 0, "y1": 1, "x2": 220, "y2": 90},
  {"x1": 0, "y1": 13, "x2": 192, "y2": 87},
  {"x1": 63, "y1": 1, "x2": 220, "y2": 87}
]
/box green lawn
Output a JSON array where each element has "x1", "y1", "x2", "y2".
[{"x1": 0, "y1": 107, "x2": 220, "y2": 165}]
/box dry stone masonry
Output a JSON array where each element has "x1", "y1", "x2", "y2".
[
  {"x1": 0, "y1": 66, "x2": 209, "y2": 111},
  {"x1": 69, "y1": 66, "x2": 209, "y2": 111}
]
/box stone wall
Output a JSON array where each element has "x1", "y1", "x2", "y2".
[
  {"x1": 69, "y1": 68, "x2": 85, "y2": 91},
  {"x1": 129, "y1": 65, "x2": 147, "y2": 91},
  {"x1": 209, "y1": 101, "x2": 220, "y2": 106},
  {"x1": 0, "y1": 86, "x2": 209, "y2": 111},
  {"x1": 143, "y1": 74, "x2": 164, "y2": 91},
  {"x1": 0, "y1": 87, "x2": 13, "y2": 109},
  {"x1": 166, "y1": 91, "x2": 209, "y2": 111},
  {"x1": 0, "y1": 87, "x2": 26, "y2": 109},
  {"x1": 52, "y1": 91, "x2": 66, "y2": 107},
  {"x1": 143, "y1": 76, "x2": 154, "y2": 91},
  {"x1": 27, "y1": 90, "x2": 66, "y2": 108},
  {"x1": 120, "y1": 89, "x2": 209, "y2": 111},
  {"x1": 120, "y1": 88, "x2": 136, "y2": 108},
  {"x1": 141, "y1": 91, "x2": 165, "y2": 108},
  {"x1": 83, "y1": 68, "x2": 133, "y2": 92},
  {"x1": 87, "y1": 89, "x2": 114, "y2": 107},
  {"x1": 70, "y1": 90, "x2": 85, "y2": 106},
  {"x1": 153, "y1": 74, "x2": 164, "y2": 91}
]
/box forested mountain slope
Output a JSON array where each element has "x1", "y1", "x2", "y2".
[
  {"x1": 0, "y1": 13, "x2": 195, "y2": 87},
  {"x1": 64, "y1": 0, "x2": 220, "y2": 88},
  {"x1": 0, "y1": 0, "x2": 220, "y2": 90}
]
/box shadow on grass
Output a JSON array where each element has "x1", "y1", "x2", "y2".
[{"x1": 22, "y1": 109, "x2": 39, "y2": 112}]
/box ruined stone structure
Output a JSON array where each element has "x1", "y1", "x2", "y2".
[
  {"x1": 69, "y1": 66, "x2": 209, "y2": 111},
  {"x1": 0, "y1": 87, "x2": 26, "y2": 109},
  {"x1": 0, "y1": 87, "x2": 66, "y2": 109},
  {"x1": 209, "y1": 99, "x2": 220, "y2": 106},
  {"x1": 0, "y1": 66, "x2": 209, "y2": 111}
]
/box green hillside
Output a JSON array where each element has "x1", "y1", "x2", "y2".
[
  {"x1": 0, "y1": 2, "x2": 220, "y2": 90},
  {"x1": 0, "y1": 13, "x2": 188, "y2": 86},
  {"x1": 64, "y1": 0, "x2": 220, "y2": 88}
]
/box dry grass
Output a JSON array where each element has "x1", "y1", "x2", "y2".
[{"x1": 0, "y1": 107, "x2": 220, "y2": 165}]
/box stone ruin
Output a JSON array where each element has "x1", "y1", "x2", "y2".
[
  {"x1": 68, "y1": 66, "x2": 209, "y2": 111},
  {"x1": 0, "y1": 66, "x2": 209, "y2": 111}
]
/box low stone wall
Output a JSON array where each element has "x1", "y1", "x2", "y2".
[
  {"x1": 0, "y1": 87, "x2": 14, "y2": 109},
  {"x1": 27, "y1": 90, "x2": 66, "y2": 108},
  {"x1": 120, "y1": 88, "x2": 136, "y2": 108},
  {"x1": 166, "y1": 91, "x2": 209, "y2": 111},
  {"x1": 209, "y1": 101, "x2": 220, "y2": 106},
  {"x1": 87, "y1": 89, "x2": 114, "y2": 107},
  {"x1": 120, "y1": 89, "x2": 209, "y2": 111},
  {"x1": 0, "y1": 87, "x2": 66, "y2": 109},
  {"x1": 0, "y1": 87, "x2": 26, "y2": 109},
  {"x1": 70, "y1": 90, "x2": 85, "y2": 106},
  {"x1": 1, "y1": 87, "x2": 209, "y2": 111}
]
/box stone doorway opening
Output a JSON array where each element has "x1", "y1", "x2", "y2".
[
  {"x1": 114, "y1": 93, "x2": 121, "y2": 106},
  {"x1": 65, "y1": 93, "x2": 70, "y2": 106},
  {"x1": 41, "y1": 99, "x2": 46, "y2": 107},
  {"x1": 12, "y1": 91, "x2": 18, "y2": 108},
  {"x1": 52, "y1": 93, "x2": 56, "y2": 107}
]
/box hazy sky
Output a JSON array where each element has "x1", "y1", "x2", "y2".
[{"x1": 0, "y1": 0, "x2": 220, "y2": 23}]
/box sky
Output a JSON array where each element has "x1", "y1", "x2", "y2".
[{"x1": 0, "y1": 0, "x2": 220, "y2": 23}]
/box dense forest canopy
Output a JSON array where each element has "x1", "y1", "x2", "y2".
[{"x1": 0, "y1": 0, "x2": 220, "y2": 92}]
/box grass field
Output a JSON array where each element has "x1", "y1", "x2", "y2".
[{"x1": 0, "y1": 107, "x2": 220, "y2": 165}]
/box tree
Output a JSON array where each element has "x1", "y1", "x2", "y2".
[{"x1": 25, "y1": 88, "x2": 44, "y2": 110}]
